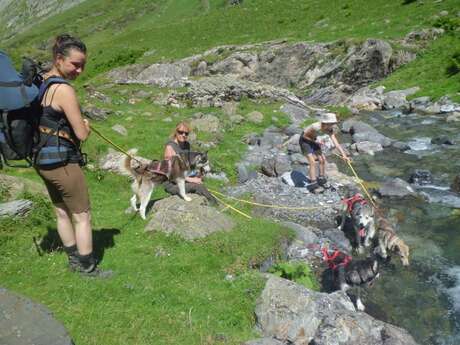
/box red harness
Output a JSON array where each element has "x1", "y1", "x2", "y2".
[
  {"x1": 140, "y1": 159, "x2": 173, "y2": 178},
  {"x1": 321, "y1": 247, "x2": 352, "y2": 270},
  {"x1": 342, "y1": 193, "x2": 368, "y2": 238}
]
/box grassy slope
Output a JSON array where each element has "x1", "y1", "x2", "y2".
[{"x1": 4, "y1": 0, "x2": 460, "y2": 99}]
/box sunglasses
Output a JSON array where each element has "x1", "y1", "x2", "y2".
[{"x1": 177, "y1": 130, "x2": 189, "y2": 136}]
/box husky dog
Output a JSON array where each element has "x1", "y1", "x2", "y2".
[
  {"x1": 336, "y1": 257, "x2": 380, "y2": 311},
  {"x1": 339, "y1": 193, "x2": 376, "y2": 254},
  {"x1": 375, "y1": 215, "x2": 410, "y2": 266},
  {"x1": 123, "y1": 149, "x2": 211, "y2": 219},
  {"x1": 323, "y1": 246, "x2": 379, "y2": 311}
]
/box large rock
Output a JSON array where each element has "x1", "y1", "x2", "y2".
[
  {"x1": 98, "y1": 148, "x2": 150, "y2": 175},
  {"x1": 350, "y1": 141, "x2": 384, "y2": 155},
  {"x1": 145, "y1": 195, "x2": 235, "y2": 239},
  {"x1": 0, "y1": 287, "x2": 73, "y2": 345},
  {"x1": 190, "y1": 113, "x2": 220, "y2": 133},
  {"x1": 254, "y1": 276, "x2": 419, "y2": 345},
  {"x1": 0, "y1": 200, "x2": 33, "y2": 218},
  {"x1": 342, "y1": 119, "x2": 392, "y2": 147},
  {"x1": 378, "y1": 178, "x2": 417, "y2": 198},
  {"x1": 0, "y1": 174, "x2": 46, "y2": 201}
]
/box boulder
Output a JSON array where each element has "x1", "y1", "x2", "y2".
[
  {"x1": 190, "y1": 113, "x2": 220, "y2": 133},
  {"x1": 82, "y1": 105, "x2": 112, "y2": 121},
  {"x1": 0, "y1": 288, "x2": 74, "y2": 345},
  {"x1": 111, "y1": 124, "x2": 128, "y2": 136},
  {"x1": 0, "y1": 200, "x2": 33, "y2": 218},
  {"x1": 431, "y1": 136, "x2": 454, "y2": 145},
  {"x1": 0, "y1": 175, "x2": 46, "y2": 201},
  {"x1": 279, "y1": 103, "x2": 310, "y2": 124},
  {"x1": 446, "y1": 112, "x2": 460, "y2": 122},
  {"x1": 145, "y1": 195, "x2": 235, "y2": 239},
  {"x1": 248, "y1": 111, "x2": 264, "y2": 124},
  {"x1": 350, "y1": 141, "x2": 383, "y2": 155},
  {"x1": 378, "y1": 178, "x2": 417, "y2": 198},
  {"x1": 255, "y1": 276, "x2": 419, "y2": 345},
  {"x1": 409, "y1": 170, "x2": 433, "y2": 186}
]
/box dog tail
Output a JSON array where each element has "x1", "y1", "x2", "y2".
[{"x1": 120, "y1": 148, "x2": 139, "y2": 176}]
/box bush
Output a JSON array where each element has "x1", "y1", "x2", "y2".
[
  {"x1": 446, "y1": 51, "x2": 460, "y2": 76},
  {"x1": 269, "y1": 261, "x2": 320, "y2": 290}
]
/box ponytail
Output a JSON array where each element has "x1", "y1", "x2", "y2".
[{"x1": 52, "y1": 34, "x2": 86, "y2": 60}]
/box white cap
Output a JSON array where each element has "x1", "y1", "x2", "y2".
[{"x1": 320, "y1": 112, "x2": 338, "y2": 124}]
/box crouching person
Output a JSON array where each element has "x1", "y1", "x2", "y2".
[
  {"x1": 299, "y1": 113, "x2": 350, "y2": 193},
  {"x1": 34, "y1": 34, "x2": 111, "y2": 277}
]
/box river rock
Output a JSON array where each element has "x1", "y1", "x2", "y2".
[
  {"x1": 145, "y1": 195, "x2": 235, "y2": 239},
  {"x1": 0, "y1": 288, "x2": 74, "y2": 345},
  {"x1": 343, "y1": 119, "x2": 392, "y2": 147},
  {"x1": 254, "y1": 276, "x2": 419, "y2": 345},
  {"x1": 409, "y1": 170, "x2": 433, "y2": 186},
  {"x1": 431, "y1": 136, "x2": 454, "y2": 145},
  {"x1": 0, "y1": 200, "x2": 33, "y2": 217},
  {"x1": 378, "y1": 178, "x2": 417, "y2": 198},
  {"x1": 446, "y1": 112, "x2": 460, "y2": 122},
  {"x1": 237, "y1": 163, "x2": 258, "y2": 183},
  {"x1": 451, "y1": 175, "x2": 460, "y2": 194},
  {"x1": 350, "y1": 141, "x2": 383, "y2": 155}
]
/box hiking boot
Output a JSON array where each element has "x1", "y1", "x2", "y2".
[
  {"x1": 75, "y1": 252, "x2": 113, "y2": 279},
  {"x1": 318, "y1": 176, "x2": 331, "y2": 189},
  {"x1": 306, "y1": 181, "x2": 325, "y2": 194},
  {"x1": 63, "y1": 244, "x2": 80, "y2": 271}
]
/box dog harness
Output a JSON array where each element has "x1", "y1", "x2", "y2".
[
  {"x1": 321, "y1": 247, "x2": 352, "y2": 270},
  {"x1": 342, "y1": 193, "x2": 369, "y2": 238},
  {"x1": 134, "y1": 159, "x2": 173, "y2": 178}
]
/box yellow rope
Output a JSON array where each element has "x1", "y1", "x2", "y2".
[
  {"x1": 90, "y1": 125, "x2": 143, "y2": 164},
  {"x1": 332, "y1": 152, "x2": 377, "y2": 209},
  {"x1": 211, "y1": 192, "x2": 252, "y2": 219},
  {"x1": 209, "y1": 189, "x2": 325, "y2": 211}
]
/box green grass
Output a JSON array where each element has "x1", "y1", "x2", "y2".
[{"x1": 0, "y1": 83, "x2": 296, "y2": 344}]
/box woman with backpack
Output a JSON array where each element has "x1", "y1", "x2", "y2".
[{"x1": 35, "y1": 34, "x2": 110, "y2": 277}]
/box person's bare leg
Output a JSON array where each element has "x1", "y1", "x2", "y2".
[
  {"x1": 307, "y1": 154, "x2": 317, "y2": 182},
  {"x1": 54, "y1": 204, "x2": 76, "y2": 247},
  {"x1": 318, "y1": 154, "x2": 326, "y2": 177},
  {"x1": 72, "y1": 211, "x2": 93, "y2": 256}
]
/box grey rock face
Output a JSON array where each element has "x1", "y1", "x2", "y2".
[
  {"x1": 343, "y1": 119, "x2": 393, "y2": 147},
  {"x1": 145, "y1": 195, "x2": 235, "y2": 239},
  {"x1": 254, "y1": 276, "x2": 419, "y2": 345},
  {"x1": 0, "y1": 175, "x2": 46, "y2": 201},
  {"x1": 0, "y1": 200, "x2": 33, "y2": 218},
  {"x1": 378, "y1": 178, "x2": 417, "y2": 198},
  {"x1": 0, "y1": 287, "x2": 74, "y2": 345}
]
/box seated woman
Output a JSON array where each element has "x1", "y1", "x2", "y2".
[{"x1": 163, "y1": 121, "x2": 217, "y2": 205}]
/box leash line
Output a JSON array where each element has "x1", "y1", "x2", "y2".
[
  {"x1": 332, "y1": 152, "x2": 378, "y2": 209},
  {"x1": 209, "y1": 189, "x2": 325, "y2": 211},
  {"x1": 89, "y1": 124, "x2": 144, "y2": 164},
  {"x1": 211, "y1": 192, "x2": 252, "y2": 219}
]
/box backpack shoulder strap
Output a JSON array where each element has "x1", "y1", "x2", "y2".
[{"x1": 38, "y1": 76, "x2": 69, "y2": 101}]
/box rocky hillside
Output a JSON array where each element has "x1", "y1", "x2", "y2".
[{"x1": 0, "y1": 0, "x2": 85, "y2": 40}]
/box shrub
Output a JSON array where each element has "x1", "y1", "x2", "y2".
[{"x1": 269, "y1": 261, "x2": 320, "y2": 290}]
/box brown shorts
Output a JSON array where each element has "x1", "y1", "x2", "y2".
[{"x1": 36, "y1": 163, "x2": 90, "y2": 214}]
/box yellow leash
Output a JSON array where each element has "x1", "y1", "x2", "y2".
[
  {"x1": 332, "y1": 152, "x2": 377, "y2": 209},
  {"x1": 209, "y1": 189, "x2": 325, "y2": 211}
]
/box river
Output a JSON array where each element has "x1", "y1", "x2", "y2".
[{"x1": 343, "y1": 110, "x2": 460, "y2": 345}]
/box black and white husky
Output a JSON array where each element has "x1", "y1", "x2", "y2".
[{"x1": 339, "y1": 193, "x2": 377, "y2": 254}]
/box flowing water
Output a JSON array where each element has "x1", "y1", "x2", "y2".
[{"x1": 341, "y1": 111, "x2": 460, "y2": 345}]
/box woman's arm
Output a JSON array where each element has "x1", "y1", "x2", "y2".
[
  {"x1": 54, "y1": 84, "x2": 90, "y2": 141},
  {"x1": 330, "y1": 133, "x2": 350, "y2": 161},
  {"x1": 164, "y1": 144, "x2": 176, "y2": 160}
]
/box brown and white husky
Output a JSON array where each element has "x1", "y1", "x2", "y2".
[
  {"x1": 375, "y1": 215, "x2": 410, "y2": 266},
  {"x1": 122, "y1": 149, "x2": 210, "y2": 219}
]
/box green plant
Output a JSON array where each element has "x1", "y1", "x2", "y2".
[
  {"x1": 446, "y1": 51, "x2": 460, "y2": 76},
  {"x1": 433, "y1": 16, "x2": 460, "y2": 33},
  {"x1": 269, "y1": 261, "x2": 320, "y2": 291}
]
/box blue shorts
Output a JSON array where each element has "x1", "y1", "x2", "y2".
[{"x1": 299, "y1": 136, "x2": 321, "y2": 155}]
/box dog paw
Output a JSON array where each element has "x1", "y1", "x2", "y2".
[
  {"x1": 356, "y1": 300, "x2": 366, "y2": 311},
  {"x1": 184, "y1": 196, "x2": 192, "y2": 202}
]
